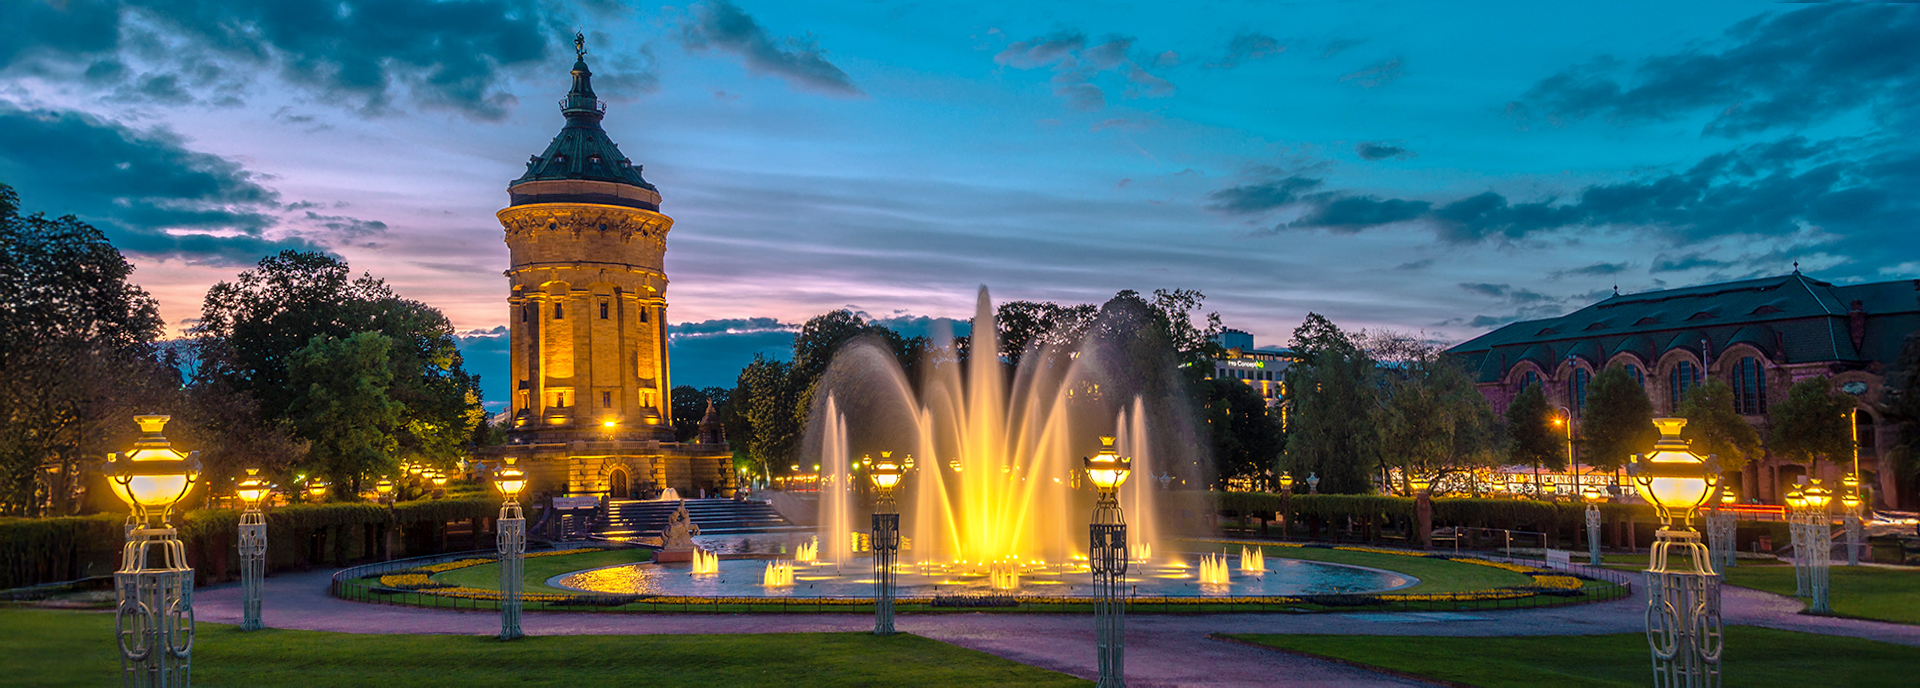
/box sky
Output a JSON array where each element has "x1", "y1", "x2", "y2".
[{"x1": 2, "y1": 1, "x2": 1915, "y2": 405}]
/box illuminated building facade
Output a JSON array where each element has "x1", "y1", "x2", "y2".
[
  {"x1": 481, "y1": 39, "x2": 732, "y2": 500},
  {"x1": 1210, "y1": 328, "x2": 1294, "y2": 410},
  {"x1": 1449, "y1": 272, "x2": 1918, "y2": 509}
]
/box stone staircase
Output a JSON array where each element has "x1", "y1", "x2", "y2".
[{"x1": 598, "y1": 498, "x2": 808, "y2": 539}]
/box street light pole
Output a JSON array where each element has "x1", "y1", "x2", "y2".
[
  {"x1": 1582, "y1": 486, "x2": 1603, "y2": 566},
  {"x1": 103, "y1": 415, "x2": 201, "y2": 686},
  {"x1": 1629, "y1": 418, "x2": 1723, "y2": 688},
  {"x1": 235, "y1": 468, "x2": 269, "y2": 631},
  {"x1": 1410, "y1": 473, "x2": 1433, "y2": 550},
  {"x1": 1841, "y1": 474, "x2": 1862, "y2": 567},
  {"x1": 1085, "y1": 436, "x2": 1133, "y2": 688},
  {"x1": 1794, "y1": 480, "x2": 1833, "y2": 614},
  {"x1": 869, "y1": 453, "x2": 903, "y2": 635},
  {"x1": 1707, "y1": 488, "x2": 1737, "y2": 572},
  {"x1": 494, "y1": 458, "x2": 528, "y2": 640},
  {"x1": 1277, "y1": 473, "x2": 1294, "y2": 541}
]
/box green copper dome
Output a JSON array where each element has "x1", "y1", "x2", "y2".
[{"x1": 510, "y1": 50, "x2": 657, "y2": 195}]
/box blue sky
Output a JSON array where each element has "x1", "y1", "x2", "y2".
[{"x1": 2, "y1": 1, "x2": 1914, "y2": 401}]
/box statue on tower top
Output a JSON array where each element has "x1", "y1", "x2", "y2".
[{"x1": 574, "y1": 30, "x2": 587, "y2": 59}]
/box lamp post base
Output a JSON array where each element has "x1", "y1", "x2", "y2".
[
  {"x1": 873, "y1": 512, "x2": 898, "y2": 636},
  {"x1": 498, "y1": 505, "x2": 525, "y2": 641},
  {"x1": 1645, "y1": 529, "x2": 1722, "y2": 688},
  {"x1": 238, "y1": 510, "x2": 267, "y2": 632},
  {"x1": 1091, "y1": 517, "x2": 1127, "y2": 688},
  {"x1": 1585, "y1": 504, "x2": 1602, "y2": 566},
  {"x1": 117, "y1": 527, "x2": 194, "y2": 687}
]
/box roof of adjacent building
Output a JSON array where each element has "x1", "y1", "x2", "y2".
[
  {"x1": 510, "y1": 54, "x2": 656, "y2": 191},
  {"x1": 1447, "y1": 273, "x2": 1920, "y2": 383}
]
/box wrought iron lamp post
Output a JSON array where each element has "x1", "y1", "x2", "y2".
[
  {"x1": 1085, "y1": 436, "x2": 1133, "y2": 688},
  {"x1": 1277, "y1": 473, "x2": 1294, "y2": 540},
  {"x1": 235, "y1": 469, "x2": 269, "y2": 632},
  {"x1": 1795, "y1": 480, "x2": 1833, "y2": 614},
  {"x1": 103, "y1": 415, "x2": 201, "y2": 686},
  {"x1": 1841, "y1": 474, "x2": 1863, "y2": 567},
  {"x1": 1706, "y1": 488, "x2": 1737, "y2": 572},
  {"x1": 1409, "y1": 474, "x2": 1434, "y2": 550},
  {"x1": 374, "y1": 477, "x2": 395, "y2": 506},
  {"x1": 869, "y1": 452, "x2": 903, "y2": 635},
  {"x1": 1785, "y1": 484, "x2": 1808, "y2": 595},
  {"x1": 305, "y1": 479, "x2": 327, "y2": 503},
  {"x1": 429, "y1": 469, "x2": 449, "y2": 499},
  {"x1": 494, "y1": 458, "x2": 528, "y2": 640},
  {"x1": 1628, "y1": 417, "x2": 1723, "y2": 688},
  {"x1": 1582, "y1": 486, "x2": 1604, "y2": 565}
]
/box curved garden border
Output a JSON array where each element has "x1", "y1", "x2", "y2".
[{"x1": 330, "y1": 539, "x2": 1631, "y2": 614}]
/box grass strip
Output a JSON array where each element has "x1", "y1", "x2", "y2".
[
  {"x1": 1224, "y1": 626, "x2": 1919, "y2": 687},
  {"x1": 0, "y1": 608, "x2": 1087, "y2": 687}
]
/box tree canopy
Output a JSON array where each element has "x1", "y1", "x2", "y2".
[
  {"x1": 1678, "y1": 379, "x2": 1763, "y2": 471},
  {"x1": 1580, "y1": 363, "x2": 1655, "y2": 472},
  {"x1": 1282, "y1": 314, "x2": 1378, "y2": 494},
  {"x1": 1768, "y1": 377, "x2": 1854, "y2": 466},
  {"x1": 1375, "y1": 345, "x2": 1499, "y2": 487},
  {"x1": 1505, "y1": 381, "x2": 1567, "y2": 475}
]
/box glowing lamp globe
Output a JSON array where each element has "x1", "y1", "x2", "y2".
[
  {"x1": 1278, "y1": 473, "x2": 1294, "y2": 491},
  {"x1": 494, "y1": 458, "x2": 527, "y2": 499},
  {"x1": 1628, "y1": 418, "x2": 1719, "y2": 527},
  {"x1": 1842, "y1": 473, "x2": 1859, "y2": 491},
  {"x1": 1083, "y1": 436, "x2": 1132, "y2": 493},
  {"x1": 235, "y1": 468, "x2": 269, "y2": 508},
  {"x1": 103, "y1": 415, "x2": 202, "y2": 520},
  {"x1": 870, "y1": 452, "x2": 903, "y2": 492},
  {"x1": 307, "y1": 481, "x2": 328, "y2": 500},
  {"x1": 408, "y1": 464, "x2": 424, "y2": 477},
  {"x1": 1582, "y1": 486, "x2": 1604, "y2": 503},
  {"x1": 430, "y1": 470, "x2": 449, "y2": 487},
  {"x1": 1803, "y1": 480, "x2": 1832, "y2": 511},
  {"x1": 375, "y1": 477, "x2": 395, "y2": 496},
  {"x1": 1408, "y1": 474, "x2": 1433, "y2": 495},
  {"x1": 1841, "y1": 493, "x2": 1861, "y2": 510},
  {"x1": 1720, "y1": 486, "x2": 1737, "y2": 505}
]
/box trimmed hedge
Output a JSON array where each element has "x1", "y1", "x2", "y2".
[
  {"x1": 0, "y1": 497, "x2": 511, "y2": 590},
  {"x1": 1212, "y1": 491, "x2": 1655, "y2": 532}
]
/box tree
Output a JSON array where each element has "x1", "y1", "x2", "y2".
[
  {"x1": 1878, "y1": 331, "x2": 1920, "y2": 500},
  {"x1": 1194, "y1": 378, "x2": 1283, "y2": 490},
  {"x1": 1505, "y1": 382, "x2": 1566, "y2": 490},
  {"x1": 996, "y1": 300, "x2": 1098, "y2": 369},
  {"x1": 0, "y1": 184, "x2": 170, "y2": 516},
  {"x1": 737, "y1": 355, "x2": 800, "y2": 479},
  {"x1": 1769, "y1": 377, "x2": 1854, "y2": 468},
  {"x1": 286, "y1": 332, "x2": 404, "y2": 497},
  {"x1": 1678, "y1": 379, "x2": 1763, "y2": 471},
  {"x1": 1581, "y1": 364, "x2": 1656, "y2": 473},
  {"x1": 1282, "y1": 314, "x2": 1378, "y2": 494},
  {"x1": 194, "y1": 251, "x2": 483, "y2": 470},
  {"x1": 671, "y1": 386, "x2": 712, "y2": 442},
  {"x1": 1376, "y1": 346, "x2": 1499, "y2": 488}
]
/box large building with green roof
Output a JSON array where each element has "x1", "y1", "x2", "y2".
[{"x1": 1448, "y1": 272, "x2": 1918, "y2": 509}]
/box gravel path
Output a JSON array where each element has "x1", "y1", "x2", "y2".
[{"x1": 187, "y1": 568, "x2": 1920, "y2": 687}]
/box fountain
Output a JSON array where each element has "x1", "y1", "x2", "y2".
[
  {"x1": 1198, "y1": 552, "x2": 1231, "y2": 585},
  {"x1": 1240, "y1": 546, "x2": 1265, "y2": 574},
  {"x1": 988, "y1": 558, "x2": 1022, "y2": 590},
  {"x1": 811, "y1": 287, "x2": 1171, "y2": 570},
  {"x1": 656, "y1": 503, "x2": 702, "y2": 563},
  {"x1": 1132, "y1": 542, "x2": 1152, "y2": 563},
  {"x1": 692, "y1": 548, "x2": 719, "y2": 575},
  {"x1": 795, "y1": 537, "x2": 818, "y2": 563},
  {"x1": 763, "y1": 560, "x2": 795, "y2": 587}
]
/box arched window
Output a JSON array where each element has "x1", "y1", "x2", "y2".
[
  {"x1": 1572, "y1": 367, "x2": 1591, "y2": 416},
  {"x1": 1669, "y1": 361, "x2": 1699, "y2": 409},
  {"x1": 1522, "y1": 370, "x2": 1541, "y2": 392},
  {"x1": 1731, "y1": 357, "x2": 1767, "y2": 415},
  {"x1": 1627, "y1": 365, "x2": 1645, "y2": 388}
]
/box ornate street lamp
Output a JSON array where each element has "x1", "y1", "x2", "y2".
[
  {"x1": 429, "y1": 468, "x2": 449, "y2": 499},
  {"x1": 305, "y1": 479, "x2": 328, "y2": 503},
  {"x1": 1581, "y1": 486, "x2": 1605, "y2": 566},
  {"x1": 235, "y1": 468, "x2": 270, "y2": 631},
  {"x1": 1408, "y1": 473, "x2": 1434, "y2": 550},
  {"x1": 1794, "y1": 480, "x2": 1833, "y2": 614},
  {"x1": 1628, "y1": 418, "x2": 1723, "y2": 687},
  {"x1": 1707, "y1": 487, "x2": 1738, "y2": 572},
  {"x1": 1277, "y1": 472, "x2": 1294, "y2": 540},
  {"x1": 103, "y1": 415, "x2": 201, "y2": 685},
  {"x1": 1841, "y1": 474, "x2": 1863, "y2": 567},
  {"x1": 1085, "y1": 436, "x2": 1132, "y2": 688},
  {"x1": 869, "y1": 452, "x2": 904, "y2": 635},
  {"x1": 494, "y1": 458, "x2": 528, "y2": 640},
  {"x1": 374, "y1": 477, "x2": 395, "y2": 505}
]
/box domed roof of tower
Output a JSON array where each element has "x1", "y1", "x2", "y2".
[{"x1": 511, "y1": 35, "x2": 655, "y2": 192}]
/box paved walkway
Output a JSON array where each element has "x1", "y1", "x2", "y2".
[{"x1": 189, "y1": 569, "x2": 1920, "y2": 687}]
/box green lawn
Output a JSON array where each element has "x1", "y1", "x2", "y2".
[
  {"x1": 1721, "y1": 565, "x2": 1920, "y2": 626},
  {"x1": 1226, "y1": 626, "x2": 1920, "y2": 687},
  {"x1": 434, "y1": 547, "x2": 654, "y2": 594},
  {"x1": 0, "y1": 609, "x2": 1086, "y2": 687}
]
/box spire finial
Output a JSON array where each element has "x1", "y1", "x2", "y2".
[
  {"x1": 1613, "y1": 284, "x2": 1619, "y2": 296},
  {"x1": 574, "y1": 30, "x2": 587, "y2": 60},
  {"x1": 1793, "y1": 261, "x2": 1800, "y2": 274}
]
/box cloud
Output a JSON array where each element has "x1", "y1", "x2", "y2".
[
  {"x1": 1205, "y1": 175, "x2": 1324, "y2": 215},
  {"x1": 0, "y1": 106, "x2": 316, "y2": 265},
  {"x1": 1395, "y1": 259, "x2": 1435, "y2": 271},
  {"x1": 587, "y1": 34, "x2": 662, "y2": 99},
  {"x1": 669, "y1": 317, "x2": 798, "y2": 338},
  {"x1": 1219, "y1": 134, "x2": 1920, "y2": 277},
  {"x1": 668, "y1": 318, "x2": 799, "y2": 389},
  {"x1": 1355, "y1": 141, "x2": 1414, "y2": 161},
  {"x1": 1512, "y1": 4, "x2": 1920, "y2": 136},
  {"x1": 297, "y1": 210, "x2": 388, "y2": 238},
  {"x1": 1321, "y1": 38, "x2": 1366, "y2": 59},
  {"x1": 1550, "y1": 262, "x2": 1629, "y2": 279},
  {"x1": 675, "y1": 0, "x2": 863, "y2": 96},
  {"x1": 1339, "y1": 57, "x2": 1403, "y2": 88},
  {"x1": 1649, "y1": 253, "x2": 1734, "y2": 273},
  {"x1": 1206, "y1": 33, "x2": 1284, "y2": 69},
  {"x1": 995, "y1": 31, "x2": 1175, "y2": 110}
]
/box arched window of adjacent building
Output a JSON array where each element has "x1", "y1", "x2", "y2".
[
  {"x1": 1521, "y1": 370, "x2": 1541, "y2": 392},
  {"x1": 1572, "y1": 367, "x2": 1591, "y2": 416},
  {"x1": 1668, "y1": 360, "x2": 1699, "y2": 409},
  {"x1": 1856, "y1": 409, "x2": 1876, "y2": 453},
  {"x1": 1731, "y1": 356, "x2": 1766, "y2": 415},
  {"x1": 1627, "y1": 365, "x2": 1645, "y2": 388}
]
